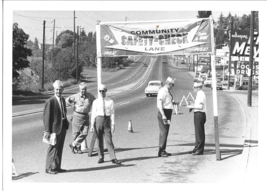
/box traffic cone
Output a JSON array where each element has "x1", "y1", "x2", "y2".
[
  {"x1": 81, "y1": 139, "x2": 89, "y2": 152},
  {"x1": 127, "y1": 120, "x2": 133, "y2": 133},
  {"x1": 12, "y1": 158, "x2": 18, "y2": 177}
]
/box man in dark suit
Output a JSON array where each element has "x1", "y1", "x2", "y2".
[{"x1": 43, "y1": 80, "x2": 69, "y2": 174}]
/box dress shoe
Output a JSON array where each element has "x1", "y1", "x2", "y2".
[
  {"x1": 111, "y1": 159, "x2": 121, "y2": 164},
  {"x1": 162, "y1": 151, "x2": 172, "y2": 156},
  {"x1": 77, "y1": 146, "x2": 82, "y2": 154},
  {"x1": 56, "y1": 168, "x2": 67, "y2": 173},
  {"x1": 69, "y1": 143, "x2": 77, "y2": 154},
  {"x1": 98, "y1": 158, "x2": 104, "y2": 164},
  {"x1": 159, "y1": 152, "x2": 169, "y2": 157},
  {"x1": 192, "y1": 151, "x2": 203, "y2": 155},
  {"x1": 45, "y1": 169, "x2": 57, "y2": 174}
]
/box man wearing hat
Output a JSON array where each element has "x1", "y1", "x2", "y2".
[
  {"x1": 186, "y1": 81, "x2": 207, "y2": 155},
  {"x1": 90, "y1": 84, "x2": 121, "y2": 165},
  {"x1": 157, "y1": 77, "x2": 178, "y2": 157},
  {"x1": 43, "y1": 80, "x2": 69, "y2": 174},
  {"x1": 66, "y1": 82, "x2": 96, "y2": 154}
]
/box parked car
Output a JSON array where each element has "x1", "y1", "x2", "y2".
[
  {"x1": 211, "y1": 80, "x2": 223, "y2": 90},
  {"x1": 204, "y1": 78, "x2": 212, "y2": 87},
  {"x1": 145, "y1": 80, "x2": 163, "y2": 97}
]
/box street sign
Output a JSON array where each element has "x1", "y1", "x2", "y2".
[{"x1": 235, "y1": 61, "x2": 259, "y2": 76}]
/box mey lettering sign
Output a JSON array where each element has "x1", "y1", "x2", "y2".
[{"x1": 230, "y1": 30, "x2": 259, "y2": 58}]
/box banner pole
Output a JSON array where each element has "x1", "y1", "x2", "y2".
[
  {"x1": 210, "y1": 15, "x2": 221, "y2": 161},
  {"x1": 96, "y1": 20, "x2": 102, "y2": 97}
]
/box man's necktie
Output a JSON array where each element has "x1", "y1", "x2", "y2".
[
  {"x1": 60, "y1": 97, "x2": 65, "y2": 119},
  {"x1": 103, "y1": 98, "x2": 106, "y2": 116}
]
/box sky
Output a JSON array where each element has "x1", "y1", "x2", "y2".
[{"x1": 12, "y1": 10, "x2": 251, "y2": 44}]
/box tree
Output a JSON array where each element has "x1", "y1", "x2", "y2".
[
  {"x1": 34, "y1": 37, "x2": 39, "y2": 49},
  {"x1": 197, "y1": 11, "x2": 212, "y2": 18},
  {"x1": 13, "y1": 23, "x2": 32, "y2": 79},
  {"x1": 56, "y1": 30, "x2": 74, "y2": 48}
]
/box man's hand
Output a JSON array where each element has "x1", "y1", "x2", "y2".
[
  {"x1": 90, "y1": 126, "x2": 94, "y2": 133},
  {"x1": 44, "y1": 131, "x2": 50, "y2": 139},
  {"x1": 111, "y1": 124, "x2": 115, "y2": 133}
]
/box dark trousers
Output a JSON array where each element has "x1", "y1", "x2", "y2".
[
  {"x1": 193, "y1": 112, "x2": 206, "y2": 153},
  {"x1": 95, "y1": 116, "x2": 116, "y2": 160},
  {"x1": 157, "y1": 109, "x2": 172, "y2": 154},
  {"x1": 45, "y1": 128, "x2": 67, "y2": 170}
]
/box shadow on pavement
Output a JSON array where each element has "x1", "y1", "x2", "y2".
[
  {"x1": 64, "y1": 164, "x2": 135, "y2": 173},
  {"x1": 12, "y1": 172, "x2": 39, "y2": 180},
  {"x1": 121, "y1": 156, "x2": 158, "y2": 163}
]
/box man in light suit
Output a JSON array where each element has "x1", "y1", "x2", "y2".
[{"x1": 43, "y1": 80, "x2": 69, "y2": 174}]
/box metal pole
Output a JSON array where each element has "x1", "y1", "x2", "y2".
[
  {"x1": 248, "y1": 11, "x2": 254, "y2": 107},
  {"x1": 228, "y1": 17, "x2": 233, "y2": 90},
  {"x1": 52, "y1": 19, "x2": 55, "y2": 66},
  {"x1": 76, "y1": 26, "x2": 79, "y2": 82},
  {"x1": 73, "y1": 11, "x2": 76, "y2": 64},
  {"x1": 96, "y1": 20, "x2": 102, "y2": 98},
  {"x1": 210, "y1": 15, "x2": 221, "y2": 161},
  {"x1": 42, "y1": 20, "x2": 46, "y2": 89}
]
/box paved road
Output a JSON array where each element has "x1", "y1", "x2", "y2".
[{"x1": 10, "y1": 56, "x2": 259, "y2": 189}]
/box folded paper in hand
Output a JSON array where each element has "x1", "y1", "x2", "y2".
[{"x1": 42, "y1": 132, "x2": 57, "y2": 145}]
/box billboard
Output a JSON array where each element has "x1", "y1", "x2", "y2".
[
  {"x1": 100, "y1": 18, "x2": 213, "y2": 57},
  {"x1": 230, "y1": 30, "x2": 259, "y2": 58}
]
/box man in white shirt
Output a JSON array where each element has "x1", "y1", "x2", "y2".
[
  {"x1": 90, "y1": 84, "x2": 121, "y2": 164},
  {"x1": 186, "y1": 81, "x2": 207, "y2": 155},
  {"x1": 157, "y1": 77, "x2": 178, "y2": 157}
]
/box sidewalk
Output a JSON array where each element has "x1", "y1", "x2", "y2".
[{"x1": 186, "y1": 70, "x2": 259, "y2": 183}]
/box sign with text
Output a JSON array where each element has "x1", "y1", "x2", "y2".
[
  {"x1": 230, "y1": 30, "x2": 259, "y2": 58},
  {"x1": 235, "y1": 61, "x2": 259, "y2": 76},
  {"x1": 100, "y1": 18, "x2": 212, "y2": 57}
]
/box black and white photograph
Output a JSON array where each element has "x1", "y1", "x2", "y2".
[{"x1": 1, "y1": 0, "x2": 266, "y2": 193}]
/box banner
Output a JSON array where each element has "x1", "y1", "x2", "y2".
[
  {"x1": 230, "y1": 30, "x2": 259, "y2": 58},
  {"x1": 100, "y1": 18, "x2": 212, "y2": 57}
]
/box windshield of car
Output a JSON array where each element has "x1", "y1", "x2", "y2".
[{"x1": 149, "y1": 82, "x2": 161, "y2": 86}]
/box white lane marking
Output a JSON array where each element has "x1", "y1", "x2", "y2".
[
  {"x1": 141, "y1": 96, "x2": 146, "y2": 99},
  {"x1": 118, "y1": 101, "x2": 130, "y2": 106}
]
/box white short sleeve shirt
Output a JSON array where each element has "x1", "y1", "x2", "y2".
[
  {"x1": 157, "y1": 87, "x2": 173, "y2": 109},
  {"x1": 194, "y1": 90, "x2": 206, "y2": 113}
]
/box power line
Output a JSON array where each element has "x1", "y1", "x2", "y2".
[
  {"x1": 14, "y1": 13, "x2": 73, "y2": 20},
  {"x1": 91, "y1": 11, "x2": 111, "y2": 21}
]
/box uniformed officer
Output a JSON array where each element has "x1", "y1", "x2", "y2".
[
  {"x1": 186, "y1": 81, "x2": 207, "y2": 155},
  {"x1": 90, "y1": 84, "x2": 121, "y2": 165},
  {"x1": 157, "y1": 77, "x2": 178, "y2": 157},
  {"x1": 66, "y1": 82, "x2": 96, "y2": 154}
]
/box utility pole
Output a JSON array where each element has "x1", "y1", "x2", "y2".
[
  {"x1": 51, "y1": 19, "x2": 55, "y2": 66},
  {"x1": 125, "y1": 16, "x2": 128, "y2": 24},
  {"x1": 76, "y1": 26, "x2": 79, "y2": 82},
  {"x1": 228, "y1": 16, "x2": 233, "y2": 90},
  {"x1": 73, "y1": 11, "x2": 76, "y2": 65},
  {"x1": 248, "y1": 11, "x2": 254, "y2": 107},
  {"x1": 42, "y1": 20, "x2": 46, "y2": 90}
]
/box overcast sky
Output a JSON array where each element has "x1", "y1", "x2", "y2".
[{"x1": 13, "y1": 10, "x2": 251, "y2": 44}]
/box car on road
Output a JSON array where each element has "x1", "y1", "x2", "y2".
[
  {"x1": 204, "y1": 78, "x2": 212, "y2": 87},
  {"x1": 145, "y1": 80, "x2": 163, "y2": 97},
  {"x1": 211, "y1": 80, "x2": 223, "y2": 90}
]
